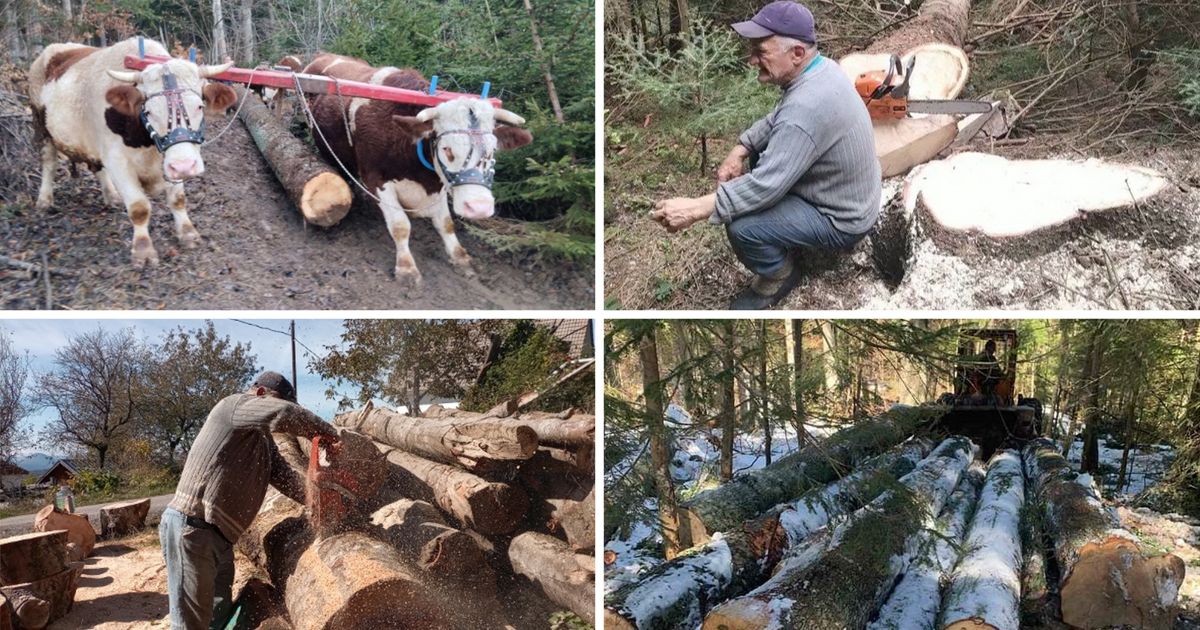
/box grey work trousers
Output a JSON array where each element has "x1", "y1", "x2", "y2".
[
  {"x1": 725, "y1": 195, "x2": 869, "y2": 276},
  {"x1": 160, "y1": 507, "x2": 235, "y2": 630}
]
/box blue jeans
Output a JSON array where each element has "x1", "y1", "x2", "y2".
[
  {"x1": 725, "y1": 196, "x2": 868, "y2": 276},
  {"x1": 160, "y1": 508, "x2": 235, "y2": 630}
]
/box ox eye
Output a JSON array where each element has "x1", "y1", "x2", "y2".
[{"x1": 443, "y1": 147, "x2": 456, "y2": 162}]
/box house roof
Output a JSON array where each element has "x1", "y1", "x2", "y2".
[
  {"x1": 0, "y1": 461, "x2": 27, "y2": 476},
  {"x1": 36, "y1": 459, "x2": 81, "y2": 485}
]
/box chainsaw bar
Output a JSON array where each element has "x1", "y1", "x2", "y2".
[{"x1": 905, "y1": 99, "x2": 995, "y2": 116}]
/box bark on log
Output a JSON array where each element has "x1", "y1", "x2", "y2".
[
  {"x1": 0, "y1": 531, "x2": 68, "y2": 585},
  {"x1": 32, "y1": 507, "x2": 94, "y2": 559},
  {"x1": 508, "y1": 532, "x2": 595, "y2": 625},
  {"x1": 1023, "y1": 438, "x2": 1185, "y2": 630},
  {"x1": 940, "y1": 450, "x2": 1025, "y2": 630},
  {"x1": 234, "y1": 85, "x2": 352, "y2": 227},
  {"x1": 518, "y1": 450, "x2": 593, "y2": 547},
  {"x1": 702, "y1": 436, "x2": 976, "y2": 630},
  {"x1": 680, "y1": 405, "x2": 937, "y2": 542},
  {"x1": 868, "y1": 463, "x2": 985, "y2": 630},
  {"x1": 423, "y1": 407, "x2": 594, "y2": 449},
  {"x1": 334, "y1": 406, "x2": 538, "y2": 471},
  {"x1": 99, "y1": 498, "x2": 150, "y2": 537},
  {"x1": 369, "y1": 498, "x2": 495, "y2": 593},
  {"x1": 3, "y1": 588, "x2": 49, "y2": 629},
  {"x1": 866, "y1": 0, "x2": 970, "y2": 52},
  {"x1": 558, "y1": 487, "x2": 595, "y2": 554},
  {"x1": 0, "y1": 562, "x2": 83, "y2": 629},
  {"x1": 374, "y1": 443, "x2": 529, "y2": 536}
]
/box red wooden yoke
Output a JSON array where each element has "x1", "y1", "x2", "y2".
[{"x1": 123, "y1": 54, "x2": 503, "y2": 109}]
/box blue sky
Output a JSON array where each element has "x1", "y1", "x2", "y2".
[{"x1": 0, "y1": 318, "x2": 360, "y2": 455}]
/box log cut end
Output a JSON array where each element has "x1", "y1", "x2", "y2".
[
  {"x1": 300, "y1": 171, "x2": 353, "y2": 227},
  {"x1": 602, "y1": 608, "x2": 638, "y2": 630},
  {"x1": 468, "y1": 482, "x2": 530, "y2": 536},
  {"x1": 1060, "y1": 535, "x2": 1186, "y2": 630},
  {"x1": 700, "y1": 596, "x2": 776, "y2": 630},
  {"x1": 32, "y1": 506, "x2": 95, "y2": 559},
  {"x1": 943, "y1": 620, "x2": 1002, "y2": 630},
  {"x1": 100, "y1": 498, "x2": 151, "y2": 537}
]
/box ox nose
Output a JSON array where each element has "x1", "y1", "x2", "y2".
[
  {"x1": 461, "y1": 199, "x2": 495, "y2": 219},
  {"x1": 166, "y1": 158, "x2": 201, "y2": 180}
]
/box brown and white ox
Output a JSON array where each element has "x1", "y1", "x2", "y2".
[
  {"x1": 28, "y1": 38, "x2": 236, "y2": 267},
  {"x1": 302, "y1": 53, "x2": 533, "y2": 286}
]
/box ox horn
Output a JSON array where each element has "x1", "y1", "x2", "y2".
[
  {"x1": 106, "y1": 69, "x2": 142, "y2": 84},
  {"x1": 416, "y1": 107, "x2": 439, "y2": 123},
  {"x1": 494, "y1": 108, "x2": 526, "y2": 126},
  {"x1": 198, "y1": 61, "x2": 235, "y2": 78}
]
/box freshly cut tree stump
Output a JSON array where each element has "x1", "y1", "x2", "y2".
[
  {"x1": 99, "y1": 498, "x2": 150, "y2": 537},
  {"x1": 369, "y1": 498, "x2": 495, "y2": 591},
  {"x1": 0, "y1": 562, "x2": 83, "y2": 628},
  {"x1": 234, "y1": 85, "x2": 352, "y2": 227},
  {"x1": 508, "y1": 532, "x2": 595, "y2": 625},
  {"x1": 334, "y1": 406, "x2": 538, "y2": 470},
  {"x1": 702, "y1": 436, "x2": 976, "y2": 630},
  {"x1": 32, "y1": 507, "x2": 94, "y2": 559},
  {"x1": 0, "y1": 531, "x2": 68, "y2": 585},
  {"x1": 867, "y1": 463, "x2": 985, "y2": 630},
  {"x1": 680, "y1": 405, "x2": 937, "y2": 542},
  {"x1": 374, "y1": 443, "x2": 529, "y2": 536},
  {"x1": 940, "y1": 450, "x2": 1025, "y2": 630},
  {"x1": 905, "y1": 152, "x2": 1170, "y2": 242},
  {"x1": 1023, "y1": 438, "x2": 1185, "y2": 630}
]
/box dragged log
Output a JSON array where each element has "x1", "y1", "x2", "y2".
[
  {"x1": 334, "y1": 406, "x2": 537, "y2": 471},
  {"x1": 32, "y1": 507, "x2": 94, "y2": 559},
  {"x1": 0, "y1": 531, "x2": 68, "y2": 585},
  {"x1": 508, "y1": 532, "x2": 595, "y2": 625},
  {"x1": 867, "y1": 462, "x2": 984, "y2": 630},
  {"x1": 940, "y1": 450, "x2": 1024, "y2": 630},
  {"x1": 702, "y1": 436, "x2": 976, "y2": 630},
  {"x1": 99, "y1": 498, "x2": 150, "y2": 537},
  {"x1": 235, "y1": 85, "x2": 352, "y2": 227},
  {"x1": 680, "y1": 405, "x2": 938, "y2": 542},
  {"x1": 1023, "y1": 438, "x2": 1184, "y2": 630},
  {"x1": 375, "y1": 443, "x2": 529, "y2": 536},
  {"x1": 369, "y1": 498, "x2": 495, "y2": 592}
]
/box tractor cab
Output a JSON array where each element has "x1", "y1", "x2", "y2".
[{"x1": 930, "y1": 329, "x2": 1043, "y2": 459}]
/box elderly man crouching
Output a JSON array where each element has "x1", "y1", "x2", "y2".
[{"x1": 651, "y1": 1, "x2": 881, "y2": 310}]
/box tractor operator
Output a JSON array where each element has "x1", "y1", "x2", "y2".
[
  {"x1": 971, "y1": 340, "x2": 1003, "y2": 401},
  {"x1": 160, "y1": 371, "x2": 339, "y2": 630},
  {"x1": 650, "y1": 1, "x2": 881, "y2": 309}
]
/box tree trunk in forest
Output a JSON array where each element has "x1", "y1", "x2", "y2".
[
  {"x1": 1050, "y1": 321, "x2": 1071, "y2": 441},
  {"x1": 1080, "y1": 323, "x2": 1106, "y2": 474},
  {"x1": 240, "y1": 0, "x2": 254, "y2": 64},
  {"x1": 334, "y1": 405, "x2": 537, "y2": 471},
  {"x1": 212, "y1": 0, "x2": 228, "y2": 62},
  {"x1": 61, "y1": 0, "x2": 72, "y2": 21},
  {"x1": 1116, "y1": 383, "x2": 1139, "y2": 491},
  {"x1": 640, "y1": 329, "x2": 685, "y2": 559},
  {"x1": 720, "y1": 322, "x2": 736, "y2": 482},
  {"x1": 678, "y1": 404, "x2": 938, "y2": 543},
  {"x1": 702, "y1": 437, "x2": 976, "y2": 630},
  {"x1": 868, "y1": 464, "x2": 984, "y2": 630},
  {"x1": 235, "y1": 87, "x2": 352, "y2": 227},
  {"x1": 940, "y1": 450, "x2": 1024, "y2": 630},
  {"x1": 758, "y1": 320, "x2": 771, "y2": 466},
  {"x1": 508, "y1": 532, "x2": 595, "y2": 624},
  {"x1": 522, "y1": 0, "x2": 564, "y2": 122},
  {"x1": 1023, "y1": 438, "x2": 1185, "y2": 630},
  {"x1": 820, "y1": 321, "x2": 838, "y2": 393},
  {"x1": 670, "y1": 321, "x2": 695, "y2": 410},
  {"x1": 2, "y1": 4, "x2": 25, "y2": 61}
]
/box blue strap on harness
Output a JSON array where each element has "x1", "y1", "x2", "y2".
[{"x1": 416, "y1": 76, "x2": 440, "y2": 172}]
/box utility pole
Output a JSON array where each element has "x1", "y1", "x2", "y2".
[{"x1": 290, "y1": 320, "x2": 298, "y2": 400}]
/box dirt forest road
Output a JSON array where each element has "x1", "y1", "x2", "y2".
[{"x1": 0, "y1": 107, "x2": 592, "y2": 310}]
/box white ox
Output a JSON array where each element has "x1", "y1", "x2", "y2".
[{"x1": 28, "y1": 38, "x2": 236, "y2": 267}]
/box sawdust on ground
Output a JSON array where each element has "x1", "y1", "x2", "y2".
[{"x1": 49, "y1": 530, "x2": 169, "y2": 630}]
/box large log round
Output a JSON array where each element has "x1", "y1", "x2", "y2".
[
  {"x1": 32, "y1": 507, "x2": 94, "y2": 559},
  {"x1": 334, "y1": 406, "x2": 538, "y2": 470},
  {"x1": 0, "y1": 531, "x2": 68, "y2": 585},
  {"x1": 369, "y1": 498, "x2": 495, "y2": 592},
  {"x1": 99, "y1": 498, "x2": 150, "y2": 537}
]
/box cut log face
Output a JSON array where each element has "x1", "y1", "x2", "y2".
[
  {"x1": 335, "y1": 406, "x2": 538, "y2": 470},
  {"x1": 940, "y1": 450, "x2": 1025, "y2": 630},
  {"x1": 99, "y1": 498, "x2": 150, "y2": 538},
  {"x1": 369, "y1": 498, "x2": 495, "y2": 591},
  {"x1": 0, "y1": 531, "x2": 69, "y2": 585},
  {"x1": 508, "y1": 532, "x2": 595, "y2": 625},
  {"x1": 905, "y1": 153, "x2": 1169, "y2": 238},
  {"x1": 839, "y1": 43, "x2": 970, "y2": 102},
  {"x1": 32, "y1": 507, "x2": 94, "y2": 559},
  {"x1": 1023, "y1": 438, "x2": 1185, "y2": 630}
]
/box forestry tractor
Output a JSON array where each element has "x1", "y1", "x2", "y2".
[{"x1": 928, "y1": 328, "x2": 1044, "y2": 458}]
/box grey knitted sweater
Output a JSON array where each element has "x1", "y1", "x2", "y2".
[{"x1": 714, "y1": 56, "x2": 881, "y2": 234}]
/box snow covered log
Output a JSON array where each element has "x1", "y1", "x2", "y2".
[
  {"x1": 1023, "y1": 438, "x2": 1185, "y2": 630},
  {"x1": 334, "y1": 406, "x2": 538, "y2": 471},
  {"x1": 867, "y1": 463, "x2": 984, "y2": 630},
  {"x1": 702, "y1": 436, "x2": 977, "y2": 630},
  {"x1": 939, "y1": 450, "x2": 1025, "y2": 630},
  {"x1": 508, "y1": 532, "x2": 595, "y2": 625},
  {"x1": 680, "y1": 405, "x2": 937, "y2": 543}
]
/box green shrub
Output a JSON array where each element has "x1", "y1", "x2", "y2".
[{"x1": 70, "y1": 470, "x2": 122, "y2": 496}]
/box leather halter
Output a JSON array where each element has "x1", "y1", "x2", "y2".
[
  {"x1": 416, "y1": 111, "x2": 497, "y2": 188},
  {"x1": 139, "y1": 73, "x2": 206, "y2": 154}
]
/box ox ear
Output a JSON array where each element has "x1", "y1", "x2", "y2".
[
  {"x1": 105, "y1": 85, "x2": 144, "y2": 118},
  {"x1": 203, "y1": 83, "x2": 238, "y2": 115},
  {"x1": 495, "y1": 126, "x2": 533, "y2": 151},
  {"x1": 391, "y1": 115, "x2": 434, "y2": 141}
]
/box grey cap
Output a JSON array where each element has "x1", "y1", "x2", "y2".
[
  {"x1": 253, "y1": 371, "x2": 296, "y2": 403},
  {"x1": 732, "y1": 1, "x2": 817, "y2": 44}
]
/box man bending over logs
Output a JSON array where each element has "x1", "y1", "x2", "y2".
[
  {"x1": 651, "y1": 1, "x2": 881, "y2": 309},
  {"x1": 159, "y1": 371, "x2": 339, "y2": 630}
]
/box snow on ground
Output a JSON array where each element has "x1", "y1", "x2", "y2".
[{"x1": 1062, "y1": 433, "x2": 1176, "y2": 498}]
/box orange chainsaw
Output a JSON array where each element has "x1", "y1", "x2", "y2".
[
  {"x1": 305, "y1": 434, "x2": 359, "y2": 533},
  {"x1": 855, "y1": 54, "x2": 993, "y2": 120}
]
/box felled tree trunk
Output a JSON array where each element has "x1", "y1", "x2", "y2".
[
  {"x1": 275, "y1": 429, "x2": 390, "y2": 505},
  {"x1": 867, "y1": 0, "x2": 970, "y2": 52},
  {"x1": 508, "y1": 532, "x2": 595, "y2": 625},
  {"x1": 99, "y1": 498, "x2": 150, "y2": 537},
  {"x1": 940, "y1": 450, "x2": 1025, "y2": 630},
  {"x1": 558, "y1": 487, "x2": 595, "y2": 554},
  {"x1": 234, "y1": 85, "x2": 352, "y2": 227},
  {"x1": 1023, "y1": 438, "x2": 1185, "y2": 629},
  {"x1": 424, "y1": 407, "x2": 594, "y2": 449},
  {"x1": 369, "y1": 498, "x2": 495, "y2": 593},
  {"x1": 867, "y1": 462, "x2": 985, "y2": 630},
  {"x1": 679, "y1": 405, "x2": 936, "y2": 542},
  {"x1": 517, "y1": 450, "x2": 593, "y2": 547},
  {"x1": 374, "y1": 443, "x2": 529, "y2": 536},
  {"x1": 702, "y1": 436, "x2": 976, "y2": 630},
  {"x1": 334, "y1": 406, "x2": 538, "y2": 471}
]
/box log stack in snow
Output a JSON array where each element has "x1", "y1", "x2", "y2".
[
  {"x1": 0, "y1": 531, "x2": 84, "y2": 629},
  {"x1": 241, "y1": 403, "x2": 596, "y2": 629}
]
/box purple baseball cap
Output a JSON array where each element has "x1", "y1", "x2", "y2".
[{"x1": 732, "y1": 1, "x2": 817, "y2": 44}]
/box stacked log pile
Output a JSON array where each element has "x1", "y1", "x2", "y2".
[
  {"x1": 606, "y1": 418, "x2": 1187, "y2": 630},
  {"x1": 239, "y1": 403, "x2": 596, "y2": 629},
  {"x1": 0, "y1": 531, "x2": 84, "y2": 629}
]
